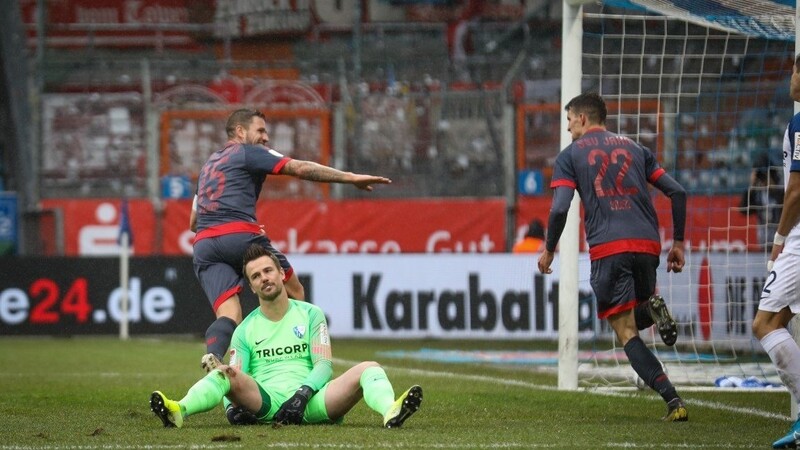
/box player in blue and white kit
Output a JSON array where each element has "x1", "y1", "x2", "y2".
[
  {"x1": 538, "y1": 92, "x2": 689, "y2": 421},
  {"x1": 151, "y1": 244, "x2": 422, "y2": 429},
  {"x1": 190, "y1": 109, "x2": 391, "y2": 374},
  {"x1": 753, "y1": 54, "x2": 800, "y2": 449}
]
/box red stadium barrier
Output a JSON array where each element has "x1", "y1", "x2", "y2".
[
  {"x1": 41, "y1": 198, "x2": 507, "y2": 256},
  {"x1": 39, "y1": 195, "x2": 755, "y2": 256}
]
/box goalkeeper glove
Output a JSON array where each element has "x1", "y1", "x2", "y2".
[
  {"x1": 273, "y1": 385, "x2": 314, "y2": 425},
  {"x1": 226, "y1": 404, "x2": 259, "y2": 426}
]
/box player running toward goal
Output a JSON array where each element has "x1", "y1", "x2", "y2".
[
  {"x1": 752, "y1": 54, "x2": 800, "y2": 450},
  {"x1": 151, "y1": 244, "x2": 422, "y2": 429},
  {"x1": 537, "y1": 92, "x2": 688, "y2": 421}
]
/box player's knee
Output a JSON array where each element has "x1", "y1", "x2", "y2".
[
  {"x1": 282, "y1": 274, "x2": 306, "y2": 301},
  {"x1": 360, "y1": 361, "x2": 380, "y2": 370},
  {"x1": 615, "y1": 329, "x2": 639, "y2": 346},
  {"x1": 751, "y1": 318, "x2": 763, "y2": 338},
  {"x1": 752, "y1": 310, "x2": 788, "y2": 339},
  {"x1": 214, "y1": 298, "x2": 243, "y2": 323},
  {"x1": 291, "y1": 283, "x2": 306, "y2": 300},
  {"x1": 751, "y1": 315, "x2": 775, "y2": 340},
  {"x1": 222, "y1": 365, "x2": 242, "y2": 379}
]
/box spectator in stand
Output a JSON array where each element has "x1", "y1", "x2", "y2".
[
  {"x1": 741, "y1": 146, "x2": 784, "y2": 249},
  {"x1": 512, "y1": 219, "x2": 546, "y2": 253}
]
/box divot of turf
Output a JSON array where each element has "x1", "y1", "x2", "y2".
[{"x1": 211, "y1": 434, "x2": 241, "y2": 442}]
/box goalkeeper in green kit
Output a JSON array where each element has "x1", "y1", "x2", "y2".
[{"x1": 150, "y1": 244, "x2": 423, "y2": 429}]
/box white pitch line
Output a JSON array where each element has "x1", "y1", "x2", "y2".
[
  {"x1": 331, "y1": 358, "x2": 792, "y2": 422},
  {"x1": 0, "y1": 443, "x2": 767, "y2": 450},
  {"x1": 0, "y1": 442, "x2": 553, "y2": 449},
  {"x1": 259, "y1": 444, "x2": 543, "y2": 449},
  {"x1": 0, "y1": 446, "x2": 240, "y2": 450},
  {"x1": 603, "y1": 444, "x2": 764, "y2": 449}
]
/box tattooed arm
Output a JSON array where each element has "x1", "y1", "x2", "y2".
[{"x1": 280, "y1": 159, "x2": 391, "y2": 191}]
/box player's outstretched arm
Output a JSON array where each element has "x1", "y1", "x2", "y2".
[
  {"x1": 350, "y1": 173, "x2": 393, "y2": 191},
  {"x1": 281, "y1": 159, "x2": 391, "y2": 190}
]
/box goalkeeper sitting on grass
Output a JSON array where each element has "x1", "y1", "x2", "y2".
[{"x1": 150, "y1": 244, "x2": 422, "y2": 429}]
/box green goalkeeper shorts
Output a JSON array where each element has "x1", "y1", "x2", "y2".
[{"x1": 258, "y1": 382, "x2": 342, "y2": 424}]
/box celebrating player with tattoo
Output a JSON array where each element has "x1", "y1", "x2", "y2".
[{"x1": 191, "y1": 109, "x2": 391, "y2": 380}]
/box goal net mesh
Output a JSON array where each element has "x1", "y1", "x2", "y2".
[{"x1": 577, "y1": 0, "x2": 795, "y2": 388}]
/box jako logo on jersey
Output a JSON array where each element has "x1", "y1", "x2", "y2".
[
  {"x1": 293, "y1": 325, "x2": 306, "y2": 339},
  {"x1": 319, "y1": 323, "x2": 330, "y2": 346},
  {"x1": 793, "y1": 132, "x2": 800, "y2": 160},
  {"x1": 256, "y1": 343, "x2": 308, "y2": 358}
]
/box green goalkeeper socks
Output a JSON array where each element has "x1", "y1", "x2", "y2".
[
  {"x1": 179, "y1": 369, "x2": 231, "y2": 417},
  {"x1": 360, "y1": 366, "x2": 395, "y2": 416}
]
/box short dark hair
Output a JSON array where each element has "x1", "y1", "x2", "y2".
[
  {"x1": 242, "y1": 244, "x2": 282, "y2": 278},
  {"x1": 565, "y1": 92, "x2": 607, "y2": 125},
  {"x1": 525, "y1": 219, "x2": 545, "y2": 239},
  {"x1": 226, "y1": 109, "x2": 266, "y2": 138}
]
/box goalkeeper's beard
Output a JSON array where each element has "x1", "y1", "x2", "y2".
[{"x1": 258, "y1": 282, "x2": 283, "y2": 303}]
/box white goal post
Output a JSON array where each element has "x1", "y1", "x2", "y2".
[
  {"x1": 557, "y1": 0, "x2": 591, "y2": 391},
  {"x1": 558, "y1": 0, "x2": 799, "y2": 395}
]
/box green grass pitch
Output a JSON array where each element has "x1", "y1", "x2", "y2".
[{"x1": 0, "y1": 336, "x2": 792, "y2": 448}]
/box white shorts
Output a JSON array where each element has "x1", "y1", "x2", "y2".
[{"x1": 759, "y1": 252, "x2": 800, "y2": 313}]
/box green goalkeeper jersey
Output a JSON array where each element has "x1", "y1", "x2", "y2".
[{"x1": 229, "y1": 300, "x2": 333, "y2": 394}]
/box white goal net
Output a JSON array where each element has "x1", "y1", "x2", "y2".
[{"x1": 575, "y1": 0, "x2": 796, "y2": 388}]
